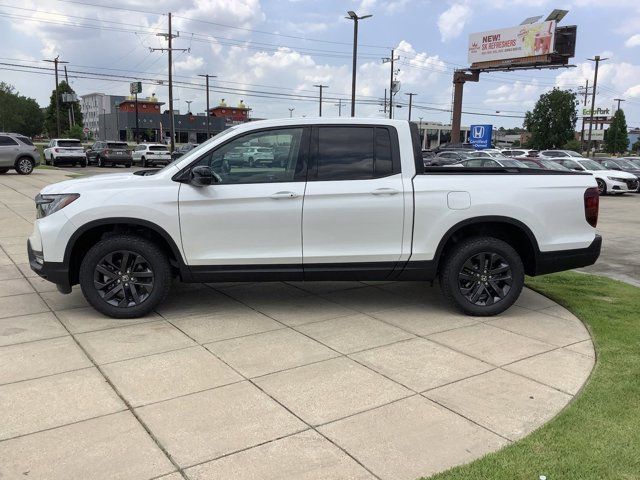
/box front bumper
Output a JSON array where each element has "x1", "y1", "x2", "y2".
[
  {"x1": 532, "y1": 234, "x2": 602, "y2": 276},
  {"x1": 27, "y1": 240, "x2": 71, "y2": 293}
]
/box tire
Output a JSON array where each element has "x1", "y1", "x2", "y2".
[
  {"x1": 440, "y1": 236, "x2": 524, "y2": 317},
  {"x1": 45, "y1": 156, "x2": 50, "y2": 166},
  {"x1": 79, "y1": 234, "x2": 172, "y2": 318},
  {"x1": 141, "y1": 156, "x2": 147, "y2": 168},
  {"x1": 15, "y1": 157, "x2": 35, "y2": 175},
  {"x1": 596, "y1": 178, "x2": 607, "y2": 196},
  {"x1": 0, "y1": 168, "x2": 9, "y2": 174},
  {"x1": 125, "y1": 163, "x2": 131, "y2": 168},
  {"x1": 97, "y1": 156, "x2": 104, "y2": 168},
  {"x1": 80, "y1": 159, "x2": 87, "y2": 168}
]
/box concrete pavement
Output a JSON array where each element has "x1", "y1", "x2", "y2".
[{"x1": 0, "y1": 168, "x2": 596, "y2": 480}]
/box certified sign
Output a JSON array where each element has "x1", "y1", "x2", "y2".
[
  {"x1": 469, "y1": 124, "x2": 493, "y2": 149},
  {"x1": 468, "y1": 21, "x2": 556, "y2": 64}
]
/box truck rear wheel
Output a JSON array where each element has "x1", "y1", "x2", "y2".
[
  {"x1": 79, "y1": 234, "x2": 172, "y2": 318},
  {"x1": 440, "y1": 237, "x2": 524, "y2": 316}
]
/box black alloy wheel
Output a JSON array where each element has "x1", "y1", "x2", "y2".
[
  {"x1": 596, "y1": 178, "x2": 607, "y2": 195},
  {"x1": 93, "y1": 250, "x2": 154, "y2": 308},
  {"x1": 458, "y1": 252, "x2": 512, "y2": 307}
]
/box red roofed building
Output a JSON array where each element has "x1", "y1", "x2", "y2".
[
  {"x1": 208, "y1": 99, "x2": 251, "y2": 125},
  {"x1": 117, "y1": 94, "x2": 164, "y2": 114}
]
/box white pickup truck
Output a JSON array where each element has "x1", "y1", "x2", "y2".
[{"x1": 28, "y1": 118, "x2": 601, "y2": 318}]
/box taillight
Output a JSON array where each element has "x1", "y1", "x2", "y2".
[
  {"x1": 584, "y1": 187, "x2": 599, "y2": 228},
  {"x1": 54, "y1": 148, "x2": 59, "y2": 153},
  {"x1": 105, "y1": 149, "x2": 110, "y2": 155}
]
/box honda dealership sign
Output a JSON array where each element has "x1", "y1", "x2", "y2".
[
  {"x1": 468, "y1": 21, "x2": 556, "y2": 64},
  {"x1": 469, "y1": 125, "x2": 493, "y2": 149}
]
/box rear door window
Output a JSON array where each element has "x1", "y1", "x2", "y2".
[
  {"x1": 0, "y1": 136, "x2": 18, "y2": 146},
  {"x1": 150, "y1": 146, "x2": 168, "y2": 152},
  {"x1": 58, "y1": 140, "x2": 82, "y2": 148}
]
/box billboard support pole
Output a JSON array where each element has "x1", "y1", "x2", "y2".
[{"x1": 451, "y1": 69, "x2": 479, "y2": 145}]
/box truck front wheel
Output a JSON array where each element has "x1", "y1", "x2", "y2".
[
  {"x1": 79, "y1": 234, "x2": 172, "y2": 318},
  {"x1": 439, "y1": 237, "x2": 524, "y2": 316}
]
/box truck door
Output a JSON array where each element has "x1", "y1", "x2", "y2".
[
  {"x1": 178, "y1": 127, "x2": 309, "y2": 274},
  {"x1": 302, "y1": 125, "x2": 405, "y2": 279}
]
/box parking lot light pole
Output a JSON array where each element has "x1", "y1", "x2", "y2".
[
  {"x1": 405, "y1": 92, "x2": 417, "y2": 121},
  {"x1": 346, "y1": 11, "x2": 372, "y2": 117},
  {"x1": 288, "y1": 107, "x2": 295, "y2": 118}
]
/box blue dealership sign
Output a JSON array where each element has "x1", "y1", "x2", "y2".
[{"x1": 469, "y1": 124, "x2": 493, "y2": 149}]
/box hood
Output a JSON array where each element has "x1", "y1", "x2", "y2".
[
  {"x1": 39, "y1": 172, "x2": 142, "y2": 195},
  {"x1": 596, "y1": 169, "x2": 637, "y2": 179}
]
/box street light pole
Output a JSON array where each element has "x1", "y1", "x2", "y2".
[
  {"x1": 346, "y1": 11, "x2": 372, "y2": 117},
  {"x1": 587, "y1": 55, "x2": 607, "y2": 157},
  {"x1": 314, "y1": 84, "x2": 328, "y2": 116},
  {"x1": 185, "y1": 100, "x2": 193, "y2": 113},
  {"x1": 288, "y1": 107, "x2": 295, "y2": 118},
  {"x1": 198, "y1": 74, "x2": 216, "y2": 139}
]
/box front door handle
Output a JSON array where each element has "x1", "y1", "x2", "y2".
[
  {"x1": 370, "y1": 188, "x2": 400, "y2": 196},
  {"x1": 270, "y1": 191, "x2": 299, "y2": 199}
]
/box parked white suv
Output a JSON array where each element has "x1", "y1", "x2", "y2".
[
  {"x1": 43, "y1": 139, "x2": 87, "y2": 167},
  {"x1": 28, "y1": 118, "x2": 601, "y2": 318},
  {"x1": 131, "y1": 144, "x2": 171, "y2": 167}
]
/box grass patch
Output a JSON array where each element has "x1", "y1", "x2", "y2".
[{"x1": 426, "y1": 272, "x2": 640, "y2": 480}]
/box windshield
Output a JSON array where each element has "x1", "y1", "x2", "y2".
[
  {"x1": 567, "y1": 151, "x2": 584, "y2": 157},
  {"x1": 107, "y1": 142, "x2": 128, "y2": 149},
  {"x1": 500, "y1": 159, "x2": 529, "y2": 168},
  {"x1": 626, "y1": 158, "x2": 640, "y2": 168},
  {"x1": 150, "y1": 146, "x2": 168, "y2": 151},
  {"x1": 58, "y1": 140, "x2": 82, "y2": 148},
  {"x1": 579, "y1": 159, "x2": 605, "y2": 170},
  {"x1": 540, "y1": 160, "x2": 570, "y2": 171},
  {"x1": 612, "y1": 159, "x2": 636, "y2": 169}
]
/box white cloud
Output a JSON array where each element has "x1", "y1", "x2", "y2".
[
  {"x1": 438, "y1": 3, "x2": 472, "y2": 42},
  {"x1": 626, "y1": 34, "x2": 640, "y2": 47},
  {"x1": 356, "y1": 0, "x2": 408, "y2": 14},
  {"x1": 174, "y1": 56, "x2": 204, "y2": 72},
  {"x1": 484, "y1": 80, "x2": 544, "y2": 108}
]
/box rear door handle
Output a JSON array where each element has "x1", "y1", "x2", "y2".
[
  {"x1": 270, "y1": 191, "x2": 299, "y2": 199},
  {"x1": 370, "y1": 188, "x2": 400, "y2": 196}
]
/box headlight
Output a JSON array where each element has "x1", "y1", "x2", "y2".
[
  {"x1": 35, "y1": 193, "x2": 80, "y2": 218},
  {"x1": 607, "y1": 177, "x2": 627, "y2": 183}
]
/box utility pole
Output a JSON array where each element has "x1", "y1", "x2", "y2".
[
  {"x1": 383, "y1": 89, "x2": 387, "y2": 114},
  {"x1": 334, "y1": 99, "x2": 343, "y2": 117},
  {"x1": 198, "y1": 74, "x2": 216, "y2": 139},
  {"x1": 346, "y1": 11, "x2": 372, "y2": 117},
  {"x1": 614, "y1": 98, "x2": 625, "y2": 111},
  {"x1": 151, "y1": 12, "x2": 189, "y2": 152},
  {"x1": 288, "y1": 107, "x2": 295, "y2": 118},
  {"x1": 43, "y1": 56, "x2": 68, "y2": 137},
  {"x1": 314, "y1": 84, "x2": 328, "y2": 117},
  {"x1": 587, "y1": 55, "x2": 607, "y2": 157},
  {"x1": 405, "y1": 93, "x2": 417, "y2": 121},
  {"x1": 382, "y1": 50, "x2": 398, "y2": 119},
  {"x1": 578, "y1": 79, "x2": 592, "y2": 152}
]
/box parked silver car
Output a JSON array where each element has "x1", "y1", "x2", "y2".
[{"x1": 0, "y1": 132, "x2": 39, "y2": 175}]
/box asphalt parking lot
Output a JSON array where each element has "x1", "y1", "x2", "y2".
[{"x1": 2, "y1": 166, "x2": 631, "y2": 480}]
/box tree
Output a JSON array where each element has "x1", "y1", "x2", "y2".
[
  {"x1": 563, "y1": 139, "x2": 582, "y2": 152},
  {"x1": 64, "y1": 124, "x2": 84, "y2": 141},
  {"x1": 633, "y1": 139, "x2": 640, "y2": 153},
  {"x1": 604, "y1": 109, "x2": 629, "y2": 154},
  {"x1": 44, "y1": 81, "x2": 83, "y2": 138},
  {"x1": 0, "y1": 82, "x2": 44, "y2": 137},
  {"x1": 523, "y1": 88, "x2": 578, "y2": 149}
]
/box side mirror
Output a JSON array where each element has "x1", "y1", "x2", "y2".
[{"x1": 190, "y1": 165, "x2": 216, "y2": 186}]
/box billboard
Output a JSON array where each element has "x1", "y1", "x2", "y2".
[
  {"x1": 469, "y1": 124, "x2": 493, "y2": 149},
  {"x1": 468, "y1": 21, "x2": 556, "y2": 65}
]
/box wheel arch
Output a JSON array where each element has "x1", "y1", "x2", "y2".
[
  {"x1": 64, "y1": 218, "x2": 188, "y2": 286},
  {"x1": 433, "y1": 216, "x2": 540, "y2": 277}
]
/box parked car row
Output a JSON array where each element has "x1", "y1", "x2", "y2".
[{"x1": 428, "y1": 147, "x2": 640, "y2": 196}]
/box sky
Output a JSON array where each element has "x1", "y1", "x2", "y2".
[{"x1": 0, "y1": 0, "x2": 639, "y2": 129}]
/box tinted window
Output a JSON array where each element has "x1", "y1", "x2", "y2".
[
  {"x1": 464, "y1": 159, "x2": 484, "y2": 167},
  {"x1": 195, "y1": 128, "x2": 303, "y2": 184},
  {"x1": 58, "y1": 140, "x2": 82, "y2": 148},
  {"x1": 107, "y1": 142, "x2": 128, "y2": 149},
  {"x1": 16, "y1": 136, "x2": 33, "y2": 146},
  {"x1": 317, "y1": 127, "x2": 374, "y2": 181},
  {"x1": 521, "y1": 160, "x2": 539, "y2": 168},
  {"x1": 150, "y1": 146, "x2": 168, "y2": 152},
  {"x1": 0, "y1": 136, "x2": 18, "y2": 146},
  {"x1": 375, "y1": 127, "x2": 392, "y2": 177}
]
